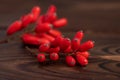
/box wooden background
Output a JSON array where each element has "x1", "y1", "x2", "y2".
[{"x1": 0, "y1": 0, "x2": 120, "y2": 80}]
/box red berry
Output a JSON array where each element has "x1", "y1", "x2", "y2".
[
  {"x1": 51, "y1": 36, "x2": 64, "y2": 47},
  {"x1": 21, "y1": 14, "x2": 34, "y2": 28},
  {"x1": 48, "y1": 46, "x2": 60, "y2": 53},
  {"x1": 48, "y1": 29, "x2": 62, "y2": 37},
  {"x1": 71, "y1": 38, "x2": 80, "y2": 51},
  {"x1": 78, "y1": 40, "x2": 94, "y2": 52},
  {"x1": 65, "y1": 55, "x2": 76, "y2": 67},
  {"x1": 44, "y1": 5, "x2": 57, "y2": 23},
  {"x1": 35, "y1": 23, "x2": 53, "y2": 33},
  {"x1": 76, "y1": 51, "x2": 90, "y2": 59},
  {"x1": 50, "y1": 52, "x2": 59, "y2": 61},
  {"x1": 64, "y1": 45, "x2": 72, "y2": 53},
  {"x1": 76, "y1": 53, "x2": 88, "y2": 66},
  {"x1": 37, "y1": 53, "x2": 46, "y2": 62},
  {"x1": 39, "y1": 44, "x2": 50, "y2": 52},
  {"x1": 37, "y1": 15, "x2": 45, "y2": 24},
  {"x1": 74, "y1": 31, "x2": 83, "y2": 40},
  {"x1": 53, "y1": 18, "x2": 67, "y2": 28},
  {"x1": 7, "y1": 20, "x2": 22, "y2": 35},
  {"x1": 47, "y1": 5, "x2": 56, "y2": 13},
  {"x1": 22, "y1": 33, "x2": 50, "y2": 45},
  {"x1": 31, "y1": 6, "x2": 41, "y2": 22},
  {"x1": 36, "y1": 33, "x2": 55, "y2": 42},
  {"x1": 60, "y1": 38, "x2": 71, "y2": 51}
]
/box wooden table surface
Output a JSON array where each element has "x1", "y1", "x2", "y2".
[{"x1": 0, "y1": 0, "x2": 120, "y2": 80}]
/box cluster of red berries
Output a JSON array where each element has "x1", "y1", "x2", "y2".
[{"x1": 6, "y1": 5, "x2": 94, "y2": 67}]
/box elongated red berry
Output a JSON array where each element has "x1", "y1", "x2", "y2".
[
  {"x1": 64, "y1": 45, "x2": 72, "y2": 53},
  {"x1": 48, "y1": 29, "x2": 62, "y2": 37},
  {"x1": 7, "y1": 20, "x2": 22, "y2": 35},
  {"x1": 74, "y1": 31, "x2": 83, "y2": 40},
  {"x1": 66, "y1": 55, "x2": 76, "y2": 67},
  {"x1": 76, "y1": 51, "x2": 90, "y2": 59},
  {"x1": 37, "y1": 53, "x2": 46, "y2": 62},
  {"x1": 22, "y1": 33, "x2": 50, "y2": 45},
  {"x1": 36, "y1": 33, "x2": 55, "y2": 42},
  {"x1": 31, "y1": 6, "x2": 41, "y2": 22},
  {"x1": 60, "y1": 38, "x2": 71, "y2": 51},
  {"x1": 50, "y1": 52, "x2": 59, "y2": 61},
  {"x1": 21, "y1": 14, "x2": 33, "y2": 28},
  {"x1": 78, "y1": 40, "x2": 94, "y2": 52},
  {"x1": 44, "y1": 5, "x2": 57, "y2": 23},
  {"x1": 51, "y1": 36, "x2": 64, "y2": 47},
  {"x1": 35, "y1": 23, "x2": 53, "y2": 33},
  {"x1": 53, "y1": 18, "x2": 67, "y2": 28},
  {"x1": 76, "y1": 53, "x2": 88, "y2": 66},
  {"x1": 37, "y1": 15, "x2": 45, "y2": 24},
  {"x1": 39, "y1": 43, "x2": 50, "y2": 52},
  {"x1": 47, "y1": 5, "x2": 56, "y2": 13},
  {"x1": 48, "y1": 46, "x2": 60, "y2": 53},
  {"x1": 71, "y1": 38, "x2": 80, "y2": 51}
]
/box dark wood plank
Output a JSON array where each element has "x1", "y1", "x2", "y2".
[{"x1": 0, "y1": 0, "x2": 120, "y2": 80}]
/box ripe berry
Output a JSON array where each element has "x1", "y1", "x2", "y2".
[
  {"x1": 36, "y1": 33, "x2": 55, "y2": 42},
  {"x1": 64, "y1": 45, "x2": 72, "y2": 53},
  {"x1": 48, "y1": 29, "x2": 62, "y2": 37},
  {"x1": 51, "y1": 36, "x2": 64, "y2": 47},
  {"x1": 76, "y1": 51, "x2": 90, "y2": 59},
  {"x1": 71, "y1": 38, "x2": 80, "y2": 51},
  {"x1": 47, "y1": 5, "x2": 56, "y2": 13},
  {"x1": 65, "y1": 55, "x2": 76, "y2": 67},
  {"x1": 31, "y1": 6, "x2": 41, "y2": 22},
  {"x1": 76, "y1": 53, "x2": 88, "y2": 66},
  {"x1": 74, "y1": 31, "x2": 83, "y2": 40},
  {"x1": 53, "y1": 18, "x2": 67, "y2": 28},
  {"x1": 22, "y1": 33, "x2": 50, "y2": 45},
  {"x1": 37, "y1": 15, "x2": 45, "y2": 24},
  {"x1": 21, "y1": 14, "x2": 34, "y2": 28},
  {"x1": 35, "y1": 23, "x2": 53, "y2": 33},
  {"x1": 7, "y1": 20, "x2": 22, "y2": 35},
  {"x1": 37, "y1": 53, "x2": 46, "y2": 62},
  {"x1": 48, "y1": 46, "x2": 60, "y2": 53},
  {"x1": 78, "y1": 40, "x2": 94, "y2": 52},
  {"x1": 39, "y1": 44, "x2": 50, "y2": 52},
  {"x1": 60, "y1": 38, "x2": 71, "y2": 51},
  {"x1": 50, "y1": 52, "x2": 59, "y2": 61}
]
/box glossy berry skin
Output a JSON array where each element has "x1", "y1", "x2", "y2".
[
  {"x1": 37, "y1": 53, "x2": 46, "y2": 62},
  {"x1": 31, "y1": 6, "x2": 41, "y2": 22},
  {"x1": 71, "y1": 38, "x2": 80, "y2": 51},
  {"x1": 48, "y1": 46, "x2": 60, "y2": 53},
  {"x1": 35, "y1": 23, "x2": 53, "y2": 33},
  {"x1": 51, "y1": 36, "x2": 64, "y2": 47},
  {"x1": 44, "y1": 5, "x2": 57, "y2": 23},
  {"x1": 64, "y1": 45, "x2": 72, "y2": 53},
  {"x1": 74, "y1": 31, "x2": 83, "y2": 41},
  {"x1": 22, "y1": 34, "x2": 50, "y2": 45},
  {"x1": 60, "y1": 38, "x2": 71, "y2": 51},
  {"x1": 7, "y1": 20, "x2": 22, "y2": 35},
  {"x1": 78, "y1": 40, "x2": 94, "y2": 52},
  {"x1": 65, "y1": 55, "x2": 76, "y2": 67},
  {"x1": 36, "y1": 33, "x2": 55, "y2": 42},
  {"x1": 48, "y1": 29, "x2": 62, "y2": 37},
  {"x1": 76, "y1": 51, "x2": 90, "y2": 59},
  {"x1": 39, "y1": 44, "x2": 50, "y2": 52},
  {"x1": 21, "y1": 14, "x2": 34, "y2": 28},
  {"x1": 50, "y1": 52, "x2": 59, "y2": 61},
  {"x1": 37, "y1": 15, "x2": 45, "y2": 24},
  {"x1": 53, "y1": 18, "x2": 67, "y2": 28},
  {"x1": 76, "y1": 53, "x2": 88, "y2": 66}
]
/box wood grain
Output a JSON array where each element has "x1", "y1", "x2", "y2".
[
  {"x1": 0, "y1": 0, "x2": 120, "y2": 80},
  {"x1": 0, "y1": 31, "x2": 120, "y2": 80}
]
